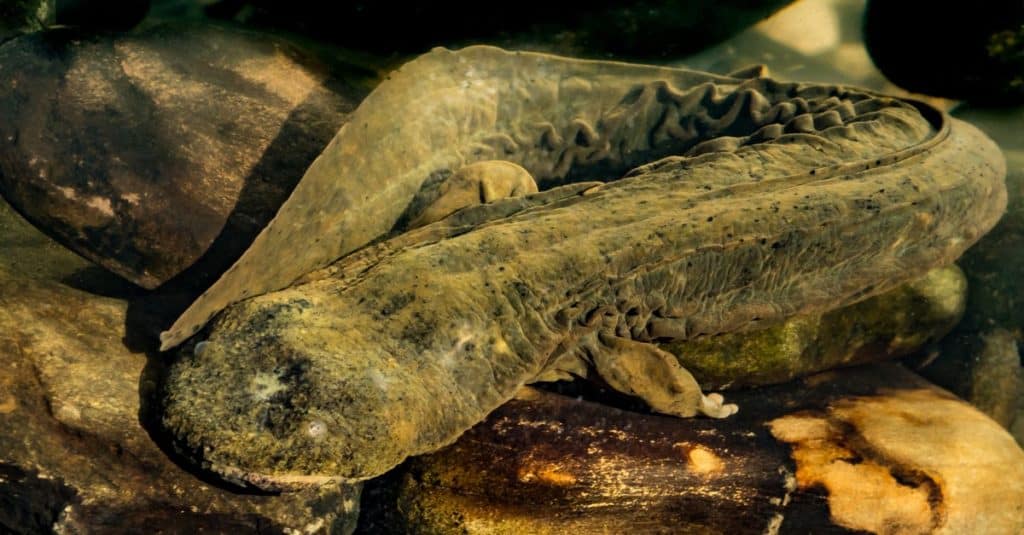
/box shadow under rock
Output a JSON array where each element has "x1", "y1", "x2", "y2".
[{"x1": 0, "y1": 462, "x2": 81, "y2": 534}]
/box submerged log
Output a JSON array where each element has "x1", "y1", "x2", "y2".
[{"x1": 373, "y1": 364, "x2": 1024, "y2": 534}]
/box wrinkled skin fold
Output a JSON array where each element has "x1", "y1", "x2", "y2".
[{"x1": 160, "y1": 46, "x2": 1007, "y2": 490}]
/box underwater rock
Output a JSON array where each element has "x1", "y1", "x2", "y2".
[
  {"x1": 0, "y1": 23, "x2": 371, "y2": 290},
  {"x1": 0, "y1": 191, "x2": 91, "y2": 282},
  {"x1": 203, "y1": 0, "x2": 794, "y2": 58},
  {"x1": 917, "y1": 325, "x2": 1023, "y2": 437},
  {"x1": 0, "y1": 199, "x2": 362, "y2": 534},
  {"x1": 939, "y1": 329, "x2": 1022, "y2": 429},
  {"x1": 369, "y1": 364, "x2": 1024, "y2": 534},
  {"x1": 681, "y1": 0, "x2": 890, "y2": 93},
  {"x1": 665, "y1": 264, "x2": 967, "y2": 389},
  {"x1": 864, "y1": 0, "x2": 1024, "y2": 102}
]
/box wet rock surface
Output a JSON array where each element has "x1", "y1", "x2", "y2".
[
  {"x1": 0, "y1": 22, "x2": 371, "y2": 290},
  {"x1": 932, "y1": 329, "x2": 1022, "y2": 429},
  {"x1": 0, "y1": 199, "x2": 362, "y2": 534},
  {"x1": 362, "y1": 364, "x2": 1024, "y2": 534}
]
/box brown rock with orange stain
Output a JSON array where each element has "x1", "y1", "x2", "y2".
[
  {"x1": 364, "y1": 364, "x2": 1024, "y2": 534},
  {"x1": 771, "y1": 385, "x2": 1024, "y2": 534}
]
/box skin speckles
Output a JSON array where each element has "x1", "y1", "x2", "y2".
[
  {"x1": 306, "y1": 419, "x2": 328, "y2": 439},
  {"x1": 249, "y1": 372, "x2": 287, "y2": 402},
  {"x1": 367, "y1": 368, "x2": 393, "y2": 391},
  {"x1": 437, "y1": 325, "x2": 478, "y2": 370}
]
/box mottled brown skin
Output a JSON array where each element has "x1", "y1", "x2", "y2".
[
  {"x1": 161, "y1": 47, "x2": 828, "y2": 350},
  {"x1": 162, "y1": 47, "x2": 1006, "y2": 490}
]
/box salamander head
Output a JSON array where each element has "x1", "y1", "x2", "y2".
[{"x1": 160, "y1": 299, "x2": 420, "y2": 490}]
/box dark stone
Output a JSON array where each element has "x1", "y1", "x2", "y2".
[
  {"x1": 921, "y1": 329, "x2": 1022, "y2": 429},
  {"x1": 55, "y1": 0, "x2": 150, "y2": 30},
  {"x1": 0, "y1": 462, "x2": 79, "y2": 534},
  {"x1": 0, "y1": 23, "x2": 372, "y2": 290},
  {"x1": 864, "y1": 0, "x2": 1024, "y2": 102},
  {"x1": 202, "y1": 0, "x2": 794, "y2": 59}
]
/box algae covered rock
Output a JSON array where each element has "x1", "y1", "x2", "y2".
[
  {"x1": 667, "y1": 264, "x2": 967, "y2": 389},
  {"x1": 946, "y1": 329, "x2": 1022, "y2": 429},
  {"x1": 365, "y1": 364, "x2": 1024, "y2": 534},
  {"x1": 0, "y1": 199, "x2": 362, "y2": 534},
  {"x1": 0, "y1": 22, "x2": 370, "y2": 290},
  {"x1": 0, "y1": 190, "x2": 91, "y2": 282}
]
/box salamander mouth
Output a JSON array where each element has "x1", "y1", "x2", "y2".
[{"x1": 214, "y1": 463, "x2": 343, "y2": 492}]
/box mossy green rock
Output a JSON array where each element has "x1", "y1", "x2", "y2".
[{"x1": 666, "y1": 264, "x2": 967, "y2": 390}]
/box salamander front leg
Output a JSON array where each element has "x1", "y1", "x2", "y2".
[
  {"x1": 408, "y1": 160, "x2": 538, "y2": 228},
  {"x1": 592, "y1": 333, "x2": 738, "y2": 418}
]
